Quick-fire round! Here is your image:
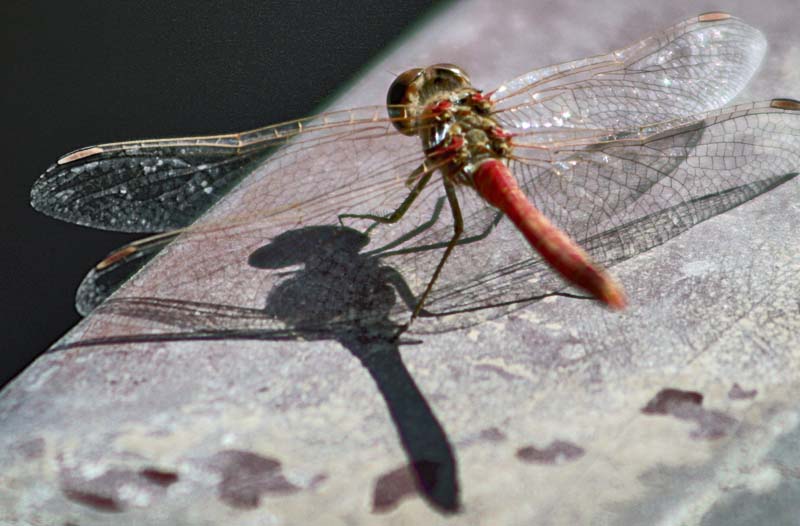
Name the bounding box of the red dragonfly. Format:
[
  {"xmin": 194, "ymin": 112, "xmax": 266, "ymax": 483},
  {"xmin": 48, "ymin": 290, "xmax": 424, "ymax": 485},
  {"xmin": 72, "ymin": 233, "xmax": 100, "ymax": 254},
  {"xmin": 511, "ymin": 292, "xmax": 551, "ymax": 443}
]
[{"xmin": 31, "ymin": 12, "xmax": 800, "ymax": 334}]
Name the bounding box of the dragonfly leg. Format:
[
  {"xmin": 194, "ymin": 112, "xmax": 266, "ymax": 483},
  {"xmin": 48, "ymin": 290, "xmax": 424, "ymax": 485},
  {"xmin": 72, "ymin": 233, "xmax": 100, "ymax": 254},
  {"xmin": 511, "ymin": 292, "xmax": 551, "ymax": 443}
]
[
  {"xmin": 338, "ymin": 164, "xmax": 432, "ymax": 233},
  {"xmin": 395, "ymin": 180, "xmax": 463, "ymax": 338}
]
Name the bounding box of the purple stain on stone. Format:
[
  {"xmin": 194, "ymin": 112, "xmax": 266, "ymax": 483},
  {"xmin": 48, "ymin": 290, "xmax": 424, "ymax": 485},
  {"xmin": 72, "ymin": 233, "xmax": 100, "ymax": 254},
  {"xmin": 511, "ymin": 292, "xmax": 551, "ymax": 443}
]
[
  {"xmin": 641, "ymin": 388, "xmax": 737, "ymax": 440},
  {"xmin": 372, "ymin": 460, "xmax": 459, "ymax": 514},
  {"xmin": 139, "ymin": 468, "xmax": 179, "ymax": 487},
  {"xmin": 60, "ymin": 469, "xmax": 135, "ymax": 513},
  {"xmin": 309, "ymin": 472, "xmax": 328, "ymax": 489},
  {"xmin": 641, "ymin": 388, "xmax": 703, "ymax": 416},
  {"xmin": 479, "ymin": 427, "xmax": 507, "ymax": 442},
  {"xmin": 728, "ymin": 383, "xmax": 758, "ymax": 400},
  {"xmin": 373, "ymin": 464, "xmax": 418, "ymax": 513},
  {"xmin": 60, "ymin": 463, "xmax": 178, "ymax": 512},
  {"xmin": 62, "ymin": 488, "xmax": 123, "ymax": 513},
  {"xmin": 208, "ymin": 450, "xmax": 300, "ymax": 509},
  {"xmin": 516, "ymin": 440, "xmax": 585, "ymax": 465},
  {"xmin": 459, "ymin": 427, "xmax": 507, "ymax": 448}
]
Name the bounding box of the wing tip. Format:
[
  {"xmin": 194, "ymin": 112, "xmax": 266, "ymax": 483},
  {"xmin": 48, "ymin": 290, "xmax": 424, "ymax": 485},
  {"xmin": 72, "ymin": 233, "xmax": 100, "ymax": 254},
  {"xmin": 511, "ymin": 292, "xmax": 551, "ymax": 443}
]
[{"xmin": 29, "ymin": 175, "xmax": 55, "ymax": 213}]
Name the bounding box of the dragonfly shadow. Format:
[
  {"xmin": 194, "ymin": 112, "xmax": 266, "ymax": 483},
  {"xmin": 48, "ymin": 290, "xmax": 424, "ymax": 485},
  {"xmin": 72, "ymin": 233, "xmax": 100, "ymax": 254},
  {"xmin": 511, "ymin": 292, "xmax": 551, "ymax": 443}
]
[
  {"xmin": 249, "ymin": 225, "xmax": 460, "ymax": 513},
  {"xmin": 56, "ymin": 225, "xmax": 461, "ymax": 514}
]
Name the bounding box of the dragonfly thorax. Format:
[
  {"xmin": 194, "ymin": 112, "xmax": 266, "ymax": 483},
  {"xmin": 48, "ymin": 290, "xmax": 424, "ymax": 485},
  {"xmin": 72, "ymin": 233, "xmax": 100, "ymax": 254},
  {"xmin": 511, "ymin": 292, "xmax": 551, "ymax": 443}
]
[{"xmin": 386, "ymin": 64, "xmax": 512, "ymax": 186}]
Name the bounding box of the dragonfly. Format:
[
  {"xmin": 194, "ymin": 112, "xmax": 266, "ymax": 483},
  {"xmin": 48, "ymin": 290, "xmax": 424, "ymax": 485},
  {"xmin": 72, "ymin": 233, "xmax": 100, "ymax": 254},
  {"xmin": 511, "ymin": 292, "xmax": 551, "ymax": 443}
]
[{"xmin": 31, "ymin": 12, "xmax": 800, "ymax": 335}]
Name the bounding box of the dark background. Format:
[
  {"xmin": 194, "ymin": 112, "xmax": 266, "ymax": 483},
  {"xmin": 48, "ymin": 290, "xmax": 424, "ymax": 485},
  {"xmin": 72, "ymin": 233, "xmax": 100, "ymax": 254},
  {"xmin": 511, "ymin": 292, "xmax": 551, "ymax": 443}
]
[{"xmin": 1, "ymin": 1, "xmax": 443, "ymax": 387}]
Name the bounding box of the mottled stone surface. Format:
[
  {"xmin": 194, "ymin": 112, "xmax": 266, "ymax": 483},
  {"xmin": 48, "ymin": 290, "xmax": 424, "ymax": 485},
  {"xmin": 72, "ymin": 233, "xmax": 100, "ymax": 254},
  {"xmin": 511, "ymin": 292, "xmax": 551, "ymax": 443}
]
[{"xmin": 2, "ymin": 0, "xmax": 799, "ymax": 525}]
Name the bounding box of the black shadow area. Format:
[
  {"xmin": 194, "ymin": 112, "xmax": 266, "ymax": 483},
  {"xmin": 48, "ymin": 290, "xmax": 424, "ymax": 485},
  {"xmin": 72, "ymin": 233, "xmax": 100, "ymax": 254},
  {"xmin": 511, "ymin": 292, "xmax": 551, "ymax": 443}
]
[{"xmin": 249, "ymin": 226, "xmax": 460, "ymax": 513}]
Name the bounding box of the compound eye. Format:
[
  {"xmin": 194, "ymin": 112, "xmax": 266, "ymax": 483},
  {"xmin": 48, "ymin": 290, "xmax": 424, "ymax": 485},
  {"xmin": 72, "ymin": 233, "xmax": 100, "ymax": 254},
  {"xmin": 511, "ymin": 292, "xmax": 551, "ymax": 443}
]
[
  {"xmin": 428, "ymin": 63, "xmax": 470, "ymax": 88},
  {"xmin": 387, "ymin": 68, "xmax": 423, "ymax": 135}
]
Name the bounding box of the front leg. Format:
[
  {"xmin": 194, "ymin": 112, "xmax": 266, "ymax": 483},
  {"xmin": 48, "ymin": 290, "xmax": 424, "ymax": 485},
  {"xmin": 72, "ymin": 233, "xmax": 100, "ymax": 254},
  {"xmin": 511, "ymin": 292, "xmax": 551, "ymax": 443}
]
[{"xmin": 338, "ymin": 164, "xmax": 433, "ymax": 232}]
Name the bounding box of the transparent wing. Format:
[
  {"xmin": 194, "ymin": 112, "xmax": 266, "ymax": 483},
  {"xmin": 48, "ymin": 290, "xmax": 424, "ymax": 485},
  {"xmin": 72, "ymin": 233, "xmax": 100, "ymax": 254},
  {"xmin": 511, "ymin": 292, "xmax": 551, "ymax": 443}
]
[
  {"xmin": 30, "ymin": 106, "xmax": 419, "ymax": 232},
  {"xmin": 490, "ymin": 12, "xmax": 766, "ymax": 135},
  {"xmin": 514, "ymin": 99, "xmax": 800, "ymax": 243},
  {"xmin": 59, "ymin": 96, "xmax": 800, "ymax": 329}
]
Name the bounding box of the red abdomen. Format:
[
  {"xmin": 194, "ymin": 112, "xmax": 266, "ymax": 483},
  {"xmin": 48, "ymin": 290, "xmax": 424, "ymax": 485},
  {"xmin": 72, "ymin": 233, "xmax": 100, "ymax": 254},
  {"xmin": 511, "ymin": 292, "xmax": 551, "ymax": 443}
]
[{"xmin": 473, "ymin": 159, "xmax": 627, "ymax": 310}]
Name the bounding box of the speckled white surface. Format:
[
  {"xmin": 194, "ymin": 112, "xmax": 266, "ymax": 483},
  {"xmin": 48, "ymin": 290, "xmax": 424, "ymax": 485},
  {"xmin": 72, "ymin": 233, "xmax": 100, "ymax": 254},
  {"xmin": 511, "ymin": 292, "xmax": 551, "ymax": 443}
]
[{"xmin": 2, "ymin": 1, "xmax": 799, "ymax": 524}]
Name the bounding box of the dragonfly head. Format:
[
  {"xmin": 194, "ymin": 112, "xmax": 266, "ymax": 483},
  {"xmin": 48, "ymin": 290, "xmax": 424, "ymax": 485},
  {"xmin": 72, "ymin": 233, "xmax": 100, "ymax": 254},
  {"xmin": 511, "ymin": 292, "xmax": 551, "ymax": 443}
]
[{"xmin": 387, "ymin": 64, "xmax": 472, "ymax": 136}]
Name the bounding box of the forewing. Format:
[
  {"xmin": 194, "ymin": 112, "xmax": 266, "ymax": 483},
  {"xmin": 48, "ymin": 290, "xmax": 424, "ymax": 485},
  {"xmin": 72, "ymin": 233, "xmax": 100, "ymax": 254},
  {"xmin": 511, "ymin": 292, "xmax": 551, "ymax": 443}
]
[
  {"xmin": 491, "ymin": 13, "xmax": 766, "ymax": 135},
  {"xmin": 30, "ymin": 106, "xmax": 416, "ymax": 233}
]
